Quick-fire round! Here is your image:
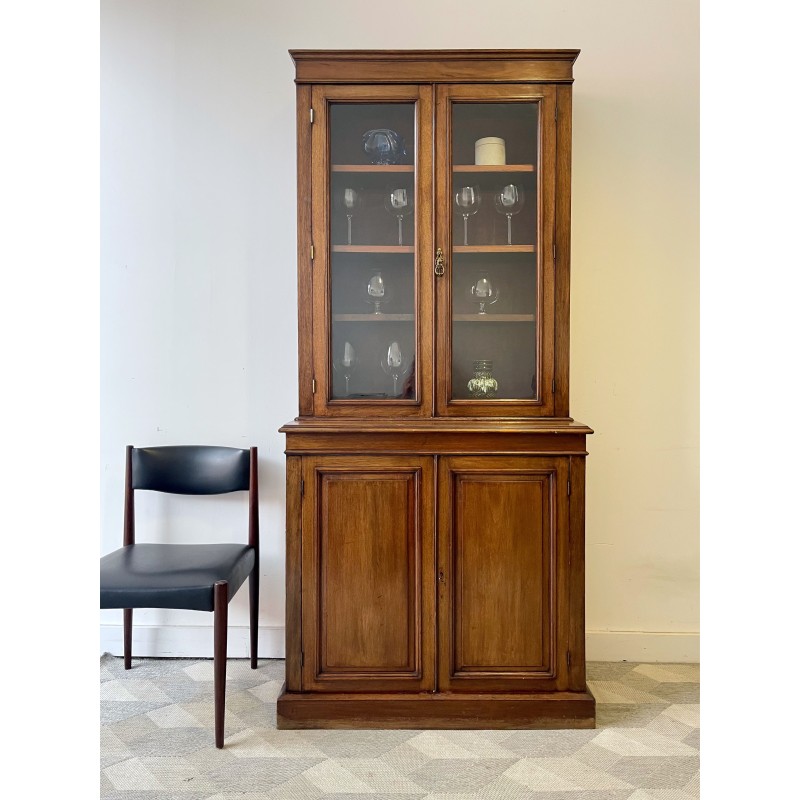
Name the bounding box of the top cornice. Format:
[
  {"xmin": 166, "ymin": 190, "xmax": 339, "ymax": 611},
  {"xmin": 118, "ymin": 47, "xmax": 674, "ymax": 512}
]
[{"xmin": 289, "ymin": 49, "xmax": 580, "ymax": 84}]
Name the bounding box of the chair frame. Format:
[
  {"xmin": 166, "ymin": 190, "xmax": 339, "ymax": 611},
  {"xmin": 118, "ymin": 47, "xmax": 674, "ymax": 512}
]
[{"xmin": 119, "ymin": 444, "xmax": 259, "ymax": 748}]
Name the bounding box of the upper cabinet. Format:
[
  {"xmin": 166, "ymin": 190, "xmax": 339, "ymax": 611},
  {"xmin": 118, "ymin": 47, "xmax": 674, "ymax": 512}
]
[{"xmin": 292, "ymin": 50, "xmax": 578, "ymax": 418}]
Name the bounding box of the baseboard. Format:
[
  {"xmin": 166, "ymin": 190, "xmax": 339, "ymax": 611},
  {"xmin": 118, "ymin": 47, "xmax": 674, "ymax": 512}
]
[
  {"xmin": 586, "ymin": 630, "xmax": 699, "ymax": 663},
  {"xmin": 99, "ymin": 624, "xmax": 285, "ymax": 659},
  {"xmin": 101, "ymin": 625, "xmax": 698, "ymax": 663}
]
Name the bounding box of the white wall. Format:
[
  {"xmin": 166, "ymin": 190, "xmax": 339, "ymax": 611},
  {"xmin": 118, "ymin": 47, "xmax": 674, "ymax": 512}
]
[{"xmin": 100, "ymin": 0, "xmax": 699, "ymax": 662}]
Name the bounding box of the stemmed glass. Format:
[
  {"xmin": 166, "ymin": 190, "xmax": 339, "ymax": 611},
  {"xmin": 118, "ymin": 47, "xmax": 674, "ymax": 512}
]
[
  {"xmin": 342, "ymin": 187, "xmax": 360, "ymax": 245},
  {"xmin": 381, "ymin": 341, "xmax": 407, "ymax": 397},
  {"xmin": 384, "ymin": 187, "xmax": 414, "ymax": 246},
  {"xmin": 333, "ymin": 341, "xmax": 358, "ymax": 396},
  {"xmin": 493, "ymin": 184, "xmax": 525, "ymax": 245},
  {"xmin": 454, "ymin": 185, "xmax": 482, "ymax": 246},
  {"xmin": 366, "ymin": 272, "xmax": 386, "ymax": 315},
  {"xmin": 470, "ymin": 273, "xmax": 500, "ymax": 315}
]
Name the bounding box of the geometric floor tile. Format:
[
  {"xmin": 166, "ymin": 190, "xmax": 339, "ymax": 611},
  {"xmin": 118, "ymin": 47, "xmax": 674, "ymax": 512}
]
[
  {"xmin": 661, "ymin": 703, "xmax": 700, "ymax": 728},
  {"xmin": 409, "ymin": 731, "xmax": 502, "ymax": 760},
  {"xmin": 146, "ymin": 703, "xmax": 204, "ymax": 728},
  {"xmin": 588, "ymin": 681, "xmax": 669, "ymax": 705},
  {"xmin": 103, "ymin": 757, "xmax": 163, "ymax": 790},
  {"xmin": 633, "ymin": 664, "xmax": 700, "ymax": 684},
  {"xmin": 302, "ymin": 759, "xmax": 376, "ymax": 793},
  {"xmin": 592, "ymin": 729, "xmax": 698, "ymax": 758},
  {"xmin": 101, "ymin": 655, "xmax": 700, "ymax": 800}
]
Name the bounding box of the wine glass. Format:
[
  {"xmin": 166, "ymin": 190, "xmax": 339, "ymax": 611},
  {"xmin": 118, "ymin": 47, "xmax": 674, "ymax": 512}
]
[
  {"xmin": 342, "ymin": 187, "xmax": 360, "ymax": 245},
  {"xmin": 366, "ymin": 272, "xmax": 386, "ymax": 315},
  {"xmin": 333, "ymin": 341, "xmax": 358, "ymax": 396},
  {"xmin": 384, "ymin": 187, "xmax": 414, "ymax": 246},
  {"xmin": 470, "ymin": 273, "xmax": 500, "ymax": 315},
  {"xmin": 493, "ymin": 184, "xmax": 525, "ymax": 245},
  {"xmin": 381, "ymin": 341, "xmax": 407, "ymax": 397},
  {"xmin": 454, "ymin": 185, "xmax": 482, "ymax": 246}
]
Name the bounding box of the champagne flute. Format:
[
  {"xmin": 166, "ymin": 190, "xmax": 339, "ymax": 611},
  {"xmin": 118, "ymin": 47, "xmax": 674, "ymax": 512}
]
[
  {"xmin": 493, "ymin": 184, "xmax": 525, "ymax": 245},
  {"xmin": 342, "ymin": 187, "xmax": 360, "ymax": 245},
  {"xmin": 454, "ymin": 185, "xmax": 482, "ymax": 246},
  {"xmin": 384, "ymin": 187, "xmax": 414, "ymax": 246}
]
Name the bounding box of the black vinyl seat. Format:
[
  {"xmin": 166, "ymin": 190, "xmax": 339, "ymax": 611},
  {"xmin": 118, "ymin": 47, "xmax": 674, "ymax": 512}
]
[
  {"xmin": 100, "ymin": 543, "xmax": 255, "ymax": 611},
  {"xmin": 99, "ymin": 445, "xmax": 259, "ymax": 748}
]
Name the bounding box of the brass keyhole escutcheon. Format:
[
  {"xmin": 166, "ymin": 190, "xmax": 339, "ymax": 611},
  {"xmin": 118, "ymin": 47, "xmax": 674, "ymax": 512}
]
[{"xmin": 434, "ymin": 247, "xmax": 445, "ymax": 276}]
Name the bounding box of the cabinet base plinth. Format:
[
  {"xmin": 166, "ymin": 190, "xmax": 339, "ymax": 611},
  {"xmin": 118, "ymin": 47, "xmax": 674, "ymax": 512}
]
[{"xmin": 276, "ymin": 686, "xmax": 595, "ymax": 730}]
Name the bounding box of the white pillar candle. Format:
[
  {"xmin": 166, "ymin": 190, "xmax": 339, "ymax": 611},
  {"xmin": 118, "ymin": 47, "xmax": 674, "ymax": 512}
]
[{"xmin": 475, "ymin": 137, "xmax": 506, "ymax": 165}]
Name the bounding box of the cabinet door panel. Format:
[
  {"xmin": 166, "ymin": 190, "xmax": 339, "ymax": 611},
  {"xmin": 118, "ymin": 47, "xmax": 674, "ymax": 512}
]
[
  {"xmin": 302, "ymin": 456, "xmax": 435, "ymax": 692},
  {"xmin": 438, "ymin": 456, "xmax": 569, "ymax": 692},
  {"xmin": 310, "ymin": 84, "xmax": 434, "ymax": 417},
  {"xmin": 434, "ymin": 84, "xmax": 557, "ymax": 417}
]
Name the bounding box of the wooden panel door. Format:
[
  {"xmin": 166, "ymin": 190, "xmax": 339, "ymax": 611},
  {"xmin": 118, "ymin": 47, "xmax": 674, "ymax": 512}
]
[
  {"xmin": 438, "ymin": 456, "xmax": 570, "ymax": 692},
  {"xmin": 302, "ymin": 455, "xmax": 435, "ymax": 692}
]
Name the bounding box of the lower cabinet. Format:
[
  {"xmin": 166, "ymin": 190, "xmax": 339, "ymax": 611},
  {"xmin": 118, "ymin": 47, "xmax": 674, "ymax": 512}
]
[{"xmin": 278, "ymin": 433, "xmax": 594, "ymax": 728}]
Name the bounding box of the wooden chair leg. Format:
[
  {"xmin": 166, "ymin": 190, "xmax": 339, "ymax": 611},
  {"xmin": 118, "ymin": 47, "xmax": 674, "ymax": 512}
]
[
  {"xmin": 123, "ymin": 609, "xmax": 132, "ymax": 670},
  {"xmin": 249, "ymin": 569, "xmax": 259, "ymax": 669},
  {"xmin": 213, "ymin": 581, "xmax": 229, "ymax": 749}
]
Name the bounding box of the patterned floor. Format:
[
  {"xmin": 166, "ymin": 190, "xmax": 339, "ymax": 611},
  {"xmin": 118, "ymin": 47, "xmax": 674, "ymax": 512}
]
[{"xmin": 100, "ymin": 656, "xmax": 699, "ymax": 799}]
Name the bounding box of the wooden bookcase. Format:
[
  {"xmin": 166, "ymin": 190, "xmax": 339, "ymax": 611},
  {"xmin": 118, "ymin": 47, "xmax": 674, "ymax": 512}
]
[{"xmin": 278, "ymin": 50, "xmax": 594, "ymax": 729}]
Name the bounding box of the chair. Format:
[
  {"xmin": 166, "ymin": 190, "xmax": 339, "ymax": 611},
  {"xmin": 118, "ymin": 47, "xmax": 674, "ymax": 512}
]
[{"xmin": 100, "ymin": 445, "xmax": 259, "ymax": 748}]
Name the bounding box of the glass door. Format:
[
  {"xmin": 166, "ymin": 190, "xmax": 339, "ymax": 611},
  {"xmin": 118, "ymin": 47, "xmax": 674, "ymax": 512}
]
[
  {"xmin": 311, "ymin": 85, "xmax": 433, "ymax": 417},
  {"xmin": 435, "ymin": 85, "xmax": 556, "ymax": 416}
]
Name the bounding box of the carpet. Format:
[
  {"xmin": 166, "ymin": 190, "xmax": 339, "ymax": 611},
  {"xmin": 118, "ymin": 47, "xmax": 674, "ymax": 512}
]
[{"xmin": 100, "ymin": 655, "xmax": 699, "ymax": 799}]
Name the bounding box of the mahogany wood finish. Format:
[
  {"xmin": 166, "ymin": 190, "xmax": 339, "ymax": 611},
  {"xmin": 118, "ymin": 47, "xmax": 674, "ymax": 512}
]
[
  {"xmin": 290, "ymin": 50, "xmax": 580, "ymax": 85},
  {"xmin": 297, "ymin": 84, "xmax": 314, "ymax": 417},
  {"xmin": 123, "ymin": 608, "xmax": 132, "ymax": 670},
  {"xmin": 284, "ymin": 456, "xmax": 303, "ymax": 692},
  {"xmin": 278, "ymin": 689, "xmax": 596, "ymax": 730},
  {"xmin": 248, "ymin": 447, "xmax": 260, "ymax": 669},
  {"xmin": 213, "ymin": 580, "xmax": 228, "ymax": 749},
  {"xmin": 280, "ymin": 50, "xmax": 592, "ymax": 729},
  {"xmin": 123, "ymin": 448, "xmax": 134, "ymax": 670},
  {"xmin": 554, "ymin": 85, "xmax": 574, "ymax": 417}
]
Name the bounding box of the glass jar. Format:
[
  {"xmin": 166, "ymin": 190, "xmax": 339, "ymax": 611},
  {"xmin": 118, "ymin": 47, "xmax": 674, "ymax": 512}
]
[{"xmin": 467, "ymin": 360, "xmax": 498, "ymax": 399}]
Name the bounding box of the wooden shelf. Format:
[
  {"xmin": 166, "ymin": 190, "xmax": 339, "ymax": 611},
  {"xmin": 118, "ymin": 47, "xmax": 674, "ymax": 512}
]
[
  {"xmin": 332, "ymin": 164, "xmax": 414, "ymax": 173},
  {"xmin": 333, "ymin": 314, "xmax": 415, "ymax": 322},
  {"xmin": 453, "ymin": 164, "xmax": 535, "ymax": 173},
  {"xmin": 332, "ymin": 245, "xmax": 414, "ymax": 253},
  {"xmin": 453, "ymin": 314, "xmax": 535, "ymax": 322},
  {"xmin": 453, "ymin": 245, "xmax": 535, "ymax": 254}
]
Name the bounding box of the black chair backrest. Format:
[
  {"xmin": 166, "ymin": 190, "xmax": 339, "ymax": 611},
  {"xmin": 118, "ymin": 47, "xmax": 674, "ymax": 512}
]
[{"xmin": 131, "ymin": 446, "xmax": 250, "ymax": 495}]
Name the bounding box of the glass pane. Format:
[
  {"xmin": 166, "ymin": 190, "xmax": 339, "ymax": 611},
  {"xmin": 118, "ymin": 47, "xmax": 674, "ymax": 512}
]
[
  {"xmin": 450, "ymin": 102, "xmax": 539, "ymax": 401},
  {"xmin": 329, "ymin": 103, "xmax": 417, "ymax": 400}
]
